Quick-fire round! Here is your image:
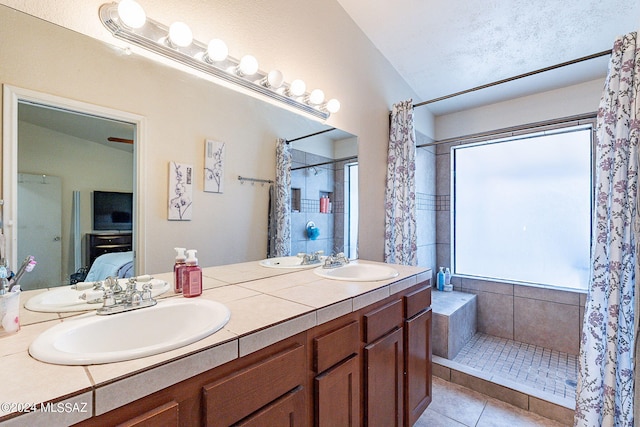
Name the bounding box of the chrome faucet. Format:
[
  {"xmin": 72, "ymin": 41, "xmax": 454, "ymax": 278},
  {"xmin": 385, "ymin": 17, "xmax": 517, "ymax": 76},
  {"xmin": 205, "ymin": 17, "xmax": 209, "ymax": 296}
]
[
  {"xmin": 96, "ymin": 275, "xmax": 157, "ymax": 315},
  {"xmin": 297, "ymin": 250, "xmax": 324, "ymax": 265},
  {"xmin": 322, "ymin": 252, "xmax": 349, "ymax": 269}
]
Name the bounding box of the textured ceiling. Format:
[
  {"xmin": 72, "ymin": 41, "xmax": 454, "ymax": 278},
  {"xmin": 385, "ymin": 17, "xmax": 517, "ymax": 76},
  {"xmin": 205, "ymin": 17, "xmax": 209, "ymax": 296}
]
[{"xmin": 336, "ymin": 0, "xmax": 640, "ymax": 115}]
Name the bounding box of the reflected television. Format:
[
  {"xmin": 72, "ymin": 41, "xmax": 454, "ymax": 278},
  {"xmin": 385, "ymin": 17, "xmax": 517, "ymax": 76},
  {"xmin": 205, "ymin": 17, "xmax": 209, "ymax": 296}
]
[{"xmin": 92, "ymin": 191, "xmax": 133, "ymax": 231}]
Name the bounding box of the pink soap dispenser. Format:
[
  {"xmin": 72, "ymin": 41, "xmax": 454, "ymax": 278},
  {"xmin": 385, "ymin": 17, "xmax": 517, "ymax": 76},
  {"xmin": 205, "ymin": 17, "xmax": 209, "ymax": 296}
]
[
  {"xmin": 182, "ymin": 249, "xmax": 202, "ymax": 298},
  {"xmin": 173, "ymin": 247, "xmax": 186, "ymax": 293}
]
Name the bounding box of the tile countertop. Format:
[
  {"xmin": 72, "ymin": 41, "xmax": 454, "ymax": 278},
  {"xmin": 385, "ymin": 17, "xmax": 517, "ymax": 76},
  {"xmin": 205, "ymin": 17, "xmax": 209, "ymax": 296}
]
[{"xmin": 0, "ymin": 259, "xmax": 430, "ymax": 426}]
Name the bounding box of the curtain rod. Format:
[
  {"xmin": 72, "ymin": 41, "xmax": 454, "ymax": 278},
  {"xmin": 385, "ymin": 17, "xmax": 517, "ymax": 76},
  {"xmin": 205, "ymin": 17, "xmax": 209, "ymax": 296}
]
[
  {"xmin": 285, "ymin": 127, "xmax": 336, "ymax": 143},
  {"xmin": 413, "ymin": 49, "xmax": 612, "ymax": 108}
]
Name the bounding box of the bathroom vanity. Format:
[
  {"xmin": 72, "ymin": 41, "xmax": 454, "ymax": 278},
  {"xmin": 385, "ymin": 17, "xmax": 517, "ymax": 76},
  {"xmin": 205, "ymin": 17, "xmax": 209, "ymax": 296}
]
[{"xmin": 0, "ymin": 260, "xmax": 431, "ymax": 427}]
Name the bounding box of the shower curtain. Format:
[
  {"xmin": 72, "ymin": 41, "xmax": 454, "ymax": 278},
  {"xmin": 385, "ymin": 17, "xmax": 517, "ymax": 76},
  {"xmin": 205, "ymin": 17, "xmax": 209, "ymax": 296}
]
[
  {"xmin": 384, "ymin": 100, "xmax": 417, "ymax": 266},
  {"xmin": 575, "ymin": 32, "xmax": 639, "ymax": 427},
  {"xmin": 270, "ymin": 138, "xmax": 291, "ymax": 258}
]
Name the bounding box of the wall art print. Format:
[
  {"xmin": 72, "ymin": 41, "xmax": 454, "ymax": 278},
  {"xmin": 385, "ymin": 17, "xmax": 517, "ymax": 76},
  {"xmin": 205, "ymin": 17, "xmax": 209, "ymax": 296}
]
[
  {"xmin": 204, "ymin": 139, "xmax": 225, "ymax": 193},
  {"xmin": 168, "ymin": 161, "xmax": 193, "ymax": 220}
]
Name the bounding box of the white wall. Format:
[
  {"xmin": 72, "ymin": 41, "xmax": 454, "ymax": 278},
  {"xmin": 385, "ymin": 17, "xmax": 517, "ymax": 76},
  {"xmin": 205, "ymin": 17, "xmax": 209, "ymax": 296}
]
[
  {"xmin": 435, "ymin": 78, "xmax": 604, "ymax": 140},
  {"xmin": 0, "ymin": 1, "xmax": 428, "ymax": 274}
]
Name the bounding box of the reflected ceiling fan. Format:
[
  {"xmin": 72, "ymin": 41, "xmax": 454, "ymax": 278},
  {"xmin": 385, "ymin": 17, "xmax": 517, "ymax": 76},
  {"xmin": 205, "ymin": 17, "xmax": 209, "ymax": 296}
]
[{"xmin": 107, "ymin": 137, "xmax": 133, "ymax": 144}]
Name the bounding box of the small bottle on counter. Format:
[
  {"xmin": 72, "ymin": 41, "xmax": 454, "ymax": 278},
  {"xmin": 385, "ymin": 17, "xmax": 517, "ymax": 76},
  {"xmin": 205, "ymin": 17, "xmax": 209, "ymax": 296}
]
[
  {"xmin": 182, "ymin": 249, "xmax": 202, "ymax": 298},
  {"xmin": 173, "ymin": 247, "xmax": 186, "ymax": 293},
  {"xmin": 437, "ymin": 267, "xmax": 445, "ymax": 291},
  {"xmin": 444, "ymin": 268, "xmax": 452, "ymax": 286}
]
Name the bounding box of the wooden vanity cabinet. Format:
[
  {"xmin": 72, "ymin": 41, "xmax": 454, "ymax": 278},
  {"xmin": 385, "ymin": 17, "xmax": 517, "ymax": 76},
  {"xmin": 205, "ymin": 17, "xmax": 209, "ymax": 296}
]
[
  {"xmin": 72, "ymin": 280, "xmax": 432, "ymax": 427},
  {"xmin": 311, "ymin": 319, "xmax": 361, "ymax": 427},
  {"xmin": 363, "ymin": 300, "xmax": 404, "ymax": 427},
  {"xmin": 403, "ymin": 285, "xmax": 433, "ymax": 427}
]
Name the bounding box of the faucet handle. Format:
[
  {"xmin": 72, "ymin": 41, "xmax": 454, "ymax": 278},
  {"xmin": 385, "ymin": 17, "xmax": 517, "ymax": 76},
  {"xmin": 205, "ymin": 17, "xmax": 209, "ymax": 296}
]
[
  {"xmin": 103, "ymin": 289, "xmax": 116, "ymax": 307},
  {"xmin": 141, "ymin": 283, "xmax": 153, "ymax": 301}
]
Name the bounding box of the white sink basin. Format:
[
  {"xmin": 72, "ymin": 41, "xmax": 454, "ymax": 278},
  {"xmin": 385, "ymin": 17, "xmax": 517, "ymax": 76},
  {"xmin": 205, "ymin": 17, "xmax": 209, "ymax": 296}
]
[
  {"xmin": 313, "ymin": 263, "xmax": 399, "ymax": 282},
  {"xmin": 259, "ymin": 256, "xmax": 321, "ymax": 269},
  {"xmin": 25, "ymin": 279, "xmax": 170, "ymax": 313},
  {"xmin": 29, "ymin": 298, "xmax": 230, "ymax": 365}
]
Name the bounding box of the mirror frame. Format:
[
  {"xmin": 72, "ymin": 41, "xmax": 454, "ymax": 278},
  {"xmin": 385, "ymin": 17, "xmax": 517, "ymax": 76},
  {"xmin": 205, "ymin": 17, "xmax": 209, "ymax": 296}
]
[{"xmin": 2, "ymin": 84, "xmax": 147, "ymax": 278}]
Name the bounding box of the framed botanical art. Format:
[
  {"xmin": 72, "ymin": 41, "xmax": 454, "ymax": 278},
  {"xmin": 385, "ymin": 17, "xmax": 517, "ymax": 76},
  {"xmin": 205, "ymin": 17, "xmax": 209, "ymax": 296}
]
[
  {"xmin": 168, "ymin": 161, "xmax": 193, "ymax": 220},
  {"xmin": 204, "ymin": 139, "xmax": 225, "ymax": 193}
]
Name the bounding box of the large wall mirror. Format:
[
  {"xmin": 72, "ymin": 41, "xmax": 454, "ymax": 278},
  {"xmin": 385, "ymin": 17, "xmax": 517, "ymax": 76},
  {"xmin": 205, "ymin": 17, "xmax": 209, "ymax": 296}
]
[
  {"xmin": 3, "ymin": 85, "xmax": 144, "ymax": 291},
  {"xmin": 287, "ymin": 129, "xmax": 358, "ymax": 258},
  {"xmin": 1, "ymin": 4, "xmax": 358, "ymax": 291}
]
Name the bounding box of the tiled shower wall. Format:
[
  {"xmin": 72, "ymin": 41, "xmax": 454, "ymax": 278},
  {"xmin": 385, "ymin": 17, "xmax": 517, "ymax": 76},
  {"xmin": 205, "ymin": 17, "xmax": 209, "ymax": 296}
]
[
  {"xmin": 416, "ymin": 131, "xmax": 436, "ymax": 277},
  {"xmin": 290, "ymin": 149, "xmax": 344, "ymax": 256},
  {"xmin": 431, "ymin": 139, "xmax": 586, "ymax": 356}
]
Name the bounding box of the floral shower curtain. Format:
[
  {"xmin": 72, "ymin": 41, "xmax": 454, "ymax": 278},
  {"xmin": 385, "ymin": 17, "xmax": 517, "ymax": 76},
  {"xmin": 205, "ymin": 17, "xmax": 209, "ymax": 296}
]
[
  {"xmin": 270, "ymin": 138, "xmax": 291, "ymax": 257},
  {"xmin": 384, "ymin": 99, "xmax": 417, "ymax": 265},
  {"xmin": 575, "ymin": 32, "xmax": 639, "ymax": 427}
]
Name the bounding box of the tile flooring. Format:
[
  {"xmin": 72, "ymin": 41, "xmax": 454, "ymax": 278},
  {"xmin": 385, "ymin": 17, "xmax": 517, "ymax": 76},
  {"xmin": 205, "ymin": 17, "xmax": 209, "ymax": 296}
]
[
  {"xmin": 416, "ymin": 376, "xmax": 568, "ymax": 426},
  {"xmin": 452, "ymin": 333, "xmax": 578, "ymax": 401}
]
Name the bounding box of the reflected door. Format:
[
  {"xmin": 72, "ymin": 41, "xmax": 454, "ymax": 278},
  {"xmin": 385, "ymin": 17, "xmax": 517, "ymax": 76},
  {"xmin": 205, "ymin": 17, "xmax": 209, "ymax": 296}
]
[{"xmin": 17, "ymin": 173, "xmax": 62, "ymax": 290}]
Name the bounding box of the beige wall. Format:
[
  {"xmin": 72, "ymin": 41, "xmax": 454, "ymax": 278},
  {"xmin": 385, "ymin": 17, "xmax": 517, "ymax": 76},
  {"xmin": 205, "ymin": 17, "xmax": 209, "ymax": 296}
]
[{"xmin": 0, "ymin": 1, "xmax": 428, "ymax": 274}]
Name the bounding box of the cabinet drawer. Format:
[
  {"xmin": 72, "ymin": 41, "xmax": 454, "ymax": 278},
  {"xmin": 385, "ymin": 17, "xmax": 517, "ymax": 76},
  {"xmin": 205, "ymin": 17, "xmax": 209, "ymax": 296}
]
[
  {"xmin": 118, "ymin": 401, "xmax": 179, "ymax": 427},
  {"xmin": 203, "ymin": 344, "xmax": 305, "ymax": 427},
  {"xmin": 364, "ymin": 300, "xmax": 402, "ymax": 343},
  {"xmin": 314, "ymin": 320, "xmax": 359, "ymax": 373},
  {"xmin": 404, "ymin": 284, "xmax": 431, "ymax": 319},
  {"xmin": 92, "ymin": 234, "xmax": 132, "ymax": 245}
]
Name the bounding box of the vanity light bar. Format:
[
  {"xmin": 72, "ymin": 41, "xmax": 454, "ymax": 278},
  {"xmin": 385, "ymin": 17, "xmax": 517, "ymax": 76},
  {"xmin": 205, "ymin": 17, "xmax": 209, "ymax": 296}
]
[{"xmin": 99, "ymin": 2, "xmax": 338, "ymax": 120}]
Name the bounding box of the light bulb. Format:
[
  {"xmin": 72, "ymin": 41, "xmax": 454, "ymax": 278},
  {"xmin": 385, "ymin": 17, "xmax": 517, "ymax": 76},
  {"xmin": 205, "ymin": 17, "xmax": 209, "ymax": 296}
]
[
  {"xmin": 289, "ymin": 79, "xmax": 306, "ymax": 97},
  {"xmin": 205, "ymin": 39, "xmax": 228, "ymax": 62},
  {"xmin": 238, "ymin": 55, "xmax": 259, "ymax": 76},
  {"xmin": 264, "ymin": 70, "xmax": 284, "ymax": 89},
  {"xmin": 326, "ymin": 99, "xmax": 341, "ymax": 113},
  {"xmin": 309, "ymin": 89, "xmax": 325, "ymax": 105},
  {"xmin": 117, "ymin": 0, "xmax": 146, "ymax": 29},
  {"xmin": 168, "ymin": 22, "xmax": 193, "ymax": 47}
]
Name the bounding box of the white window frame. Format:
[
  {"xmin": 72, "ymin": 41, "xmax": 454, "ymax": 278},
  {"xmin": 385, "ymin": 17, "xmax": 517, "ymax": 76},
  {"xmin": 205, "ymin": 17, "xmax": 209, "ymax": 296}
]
[{"xmin": 450, "ymin": 118, "xmax": 595, "ymax": 290}]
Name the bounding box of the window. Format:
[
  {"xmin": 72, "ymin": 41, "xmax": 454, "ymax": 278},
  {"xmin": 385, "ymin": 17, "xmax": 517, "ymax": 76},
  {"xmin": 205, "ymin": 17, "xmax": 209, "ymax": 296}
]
[{"xmin": 452, "ymin": 124, "xmax": 593, "ymax": 290}]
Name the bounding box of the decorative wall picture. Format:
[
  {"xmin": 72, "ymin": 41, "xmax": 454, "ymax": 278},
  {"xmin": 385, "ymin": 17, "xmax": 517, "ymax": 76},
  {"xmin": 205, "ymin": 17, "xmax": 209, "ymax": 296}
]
[
  {"xmin": 168, "ymin": 161, "xmax": 193, "ymax": 220},
  {"xmin": 204, "ymin": 139, "xmax": 225, "ymax": 193}
]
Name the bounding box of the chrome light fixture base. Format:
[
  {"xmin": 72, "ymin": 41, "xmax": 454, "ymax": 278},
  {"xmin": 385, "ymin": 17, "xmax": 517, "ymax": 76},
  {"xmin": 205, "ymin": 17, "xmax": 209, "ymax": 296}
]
[{"xmin": 99, "ymin": 2, "xmax": 331, "ymax": 120}]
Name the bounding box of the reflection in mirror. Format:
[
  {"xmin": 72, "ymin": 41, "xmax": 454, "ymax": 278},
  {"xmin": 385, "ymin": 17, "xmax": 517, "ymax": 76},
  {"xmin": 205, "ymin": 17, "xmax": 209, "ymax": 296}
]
[
  {"xmin": 16, "ymin": 102, "xmax": 135, "ymax": 290},
  {"xmin": 288, "ymin": 129, "xmax": 358, "ymax": 258}
]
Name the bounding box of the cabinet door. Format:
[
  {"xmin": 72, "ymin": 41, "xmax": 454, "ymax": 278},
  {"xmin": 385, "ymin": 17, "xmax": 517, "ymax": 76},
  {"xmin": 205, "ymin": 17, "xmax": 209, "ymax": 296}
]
[
  {"xmin": 404, "ymin": 308, "xmax": 432, "ymax": 427},
  {"xmin": 364, "ymin": 327, "xmax": 403, "ymax": 427},
  {"xmin": 315, "ymin": 354, "xmax": 360, "ymax": 427},
  {"xmin": 236, "ymin": 387, "xmax": 305, "ymax": 427}
]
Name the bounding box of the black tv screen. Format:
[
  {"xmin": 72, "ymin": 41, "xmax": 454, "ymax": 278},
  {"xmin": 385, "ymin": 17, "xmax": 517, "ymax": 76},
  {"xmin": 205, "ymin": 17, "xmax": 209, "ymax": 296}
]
[{"xmin": 93, "ymin": 191, "xmax": 133, "ymax": 231}]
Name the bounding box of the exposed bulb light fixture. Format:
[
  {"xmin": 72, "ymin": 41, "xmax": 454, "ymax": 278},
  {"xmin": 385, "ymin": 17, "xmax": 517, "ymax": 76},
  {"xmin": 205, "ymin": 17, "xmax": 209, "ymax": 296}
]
[
  {"xmin": 168, "ymin": 21, "xmax": 193, "ymax": 47},
  {"xmin": 308, "ymin": 89, "xmax": 325, "ymax": 105},
  {"xmin": 288, "ymin": 79, "xmax": 306, "ymax": 97},
  {"xmin": 204, "ymin": 39, "xmax": 228, "ymax": 63},
  {"xmin": 325, "ymin": 99, "xmax": 341, "ymax": 113},
  {"xmin": 237, "ymin": 55, "xmax": 259, "ymax": 76},
  {"xmin": 117, "ymin": 0, "xmax": 146, "ymax": 28},
  {"xmin": 101, "ymin": 1, "xmax": 339, "ymax": 119},
  {"xmin": 259, "ymin": 70, "xmax": 284, "ymax": 89}
]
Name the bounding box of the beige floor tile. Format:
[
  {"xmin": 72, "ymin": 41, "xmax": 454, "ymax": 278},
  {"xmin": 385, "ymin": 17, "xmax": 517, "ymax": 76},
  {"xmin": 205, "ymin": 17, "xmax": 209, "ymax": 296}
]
[
  {"xmin": 427, "ymin": 376, "xmax": 487, "ymax": 426},
  {"xmin": 414, "ymin": 407, "xmax": 469, "ymax": 426}
]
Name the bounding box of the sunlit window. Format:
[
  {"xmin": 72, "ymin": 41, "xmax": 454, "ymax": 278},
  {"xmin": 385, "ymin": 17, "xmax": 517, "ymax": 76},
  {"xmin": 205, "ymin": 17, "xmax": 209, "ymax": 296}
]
[{"xmin": 452, "ymin": 125, "xmax": 592, "ymax": 290}]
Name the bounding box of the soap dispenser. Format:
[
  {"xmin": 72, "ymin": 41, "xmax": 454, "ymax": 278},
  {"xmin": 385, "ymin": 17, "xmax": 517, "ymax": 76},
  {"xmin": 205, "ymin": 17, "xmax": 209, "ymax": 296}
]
[
  {"xmin": 437, "ymin": 267, "xmax": 445, "ymax": 291},
  {"xmin": 444, "ymin": 268, "xmax": 452, "ymax": 288},
  {"xmin": 173, "ymin": 247, "xmax": 187, "ymax": 293},
  {"xmin": 182, "ymin": 250, "xmax": 202, "ymax": 298}
]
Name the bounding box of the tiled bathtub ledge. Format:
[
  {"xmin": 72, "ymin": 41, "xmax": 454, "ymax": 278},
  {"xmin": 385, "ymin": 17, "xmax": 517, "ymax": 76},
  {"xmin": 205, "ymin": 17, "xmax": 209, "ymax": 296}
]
[{"xmin": 433, "ymin": 355, "xmax": 575, "ymax": 425}]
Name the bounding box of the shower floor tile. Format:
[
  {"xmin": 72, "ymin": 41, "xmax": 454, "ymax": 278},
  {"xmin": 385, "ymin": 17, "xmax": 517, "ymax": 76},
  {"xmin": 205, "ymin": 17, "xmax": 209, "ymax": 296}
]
[{"xmin": 452, "ymin": 333, "xmax": 578, "ymax": 400}]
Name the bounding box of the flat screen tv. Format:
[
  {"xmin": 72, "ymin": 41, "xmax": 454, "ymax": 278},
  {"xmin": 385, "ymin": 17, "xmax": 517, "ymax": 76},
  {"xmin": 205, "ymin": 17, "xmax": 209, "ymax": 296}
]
[{"xmin": 93, "ymin": 191, "xmax": 133, "ymax": 231}]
